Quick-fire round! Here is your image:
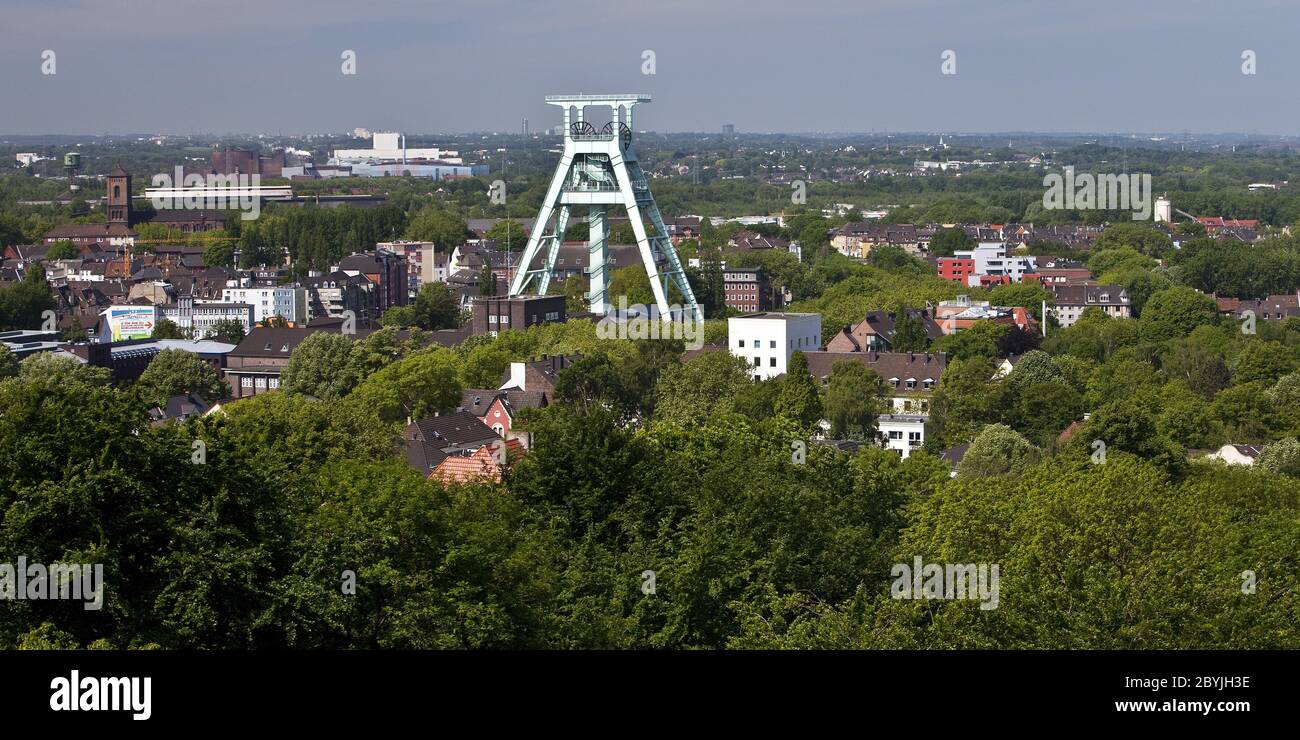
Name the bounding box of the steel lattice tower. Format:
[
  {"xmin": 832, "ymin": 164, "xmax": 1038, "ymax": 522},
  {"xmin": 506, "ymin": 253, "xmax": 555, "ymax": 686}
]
[{"xmin": 508, "ymin": 94, "xmax": 700, "ymax": 322}]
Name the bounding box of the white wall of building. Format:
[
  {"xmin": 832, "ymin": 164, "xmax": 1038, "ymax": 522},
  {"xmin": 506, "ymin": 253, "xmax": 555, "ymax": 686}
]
[
  {"xmin": 878, "ymin": 415, "xmax": 926, "ymax": 458},
  {"xmin": 221, "ymin": 287, "xmax": 306, "ymax": 324},
  {"xmin": 332, "ymin": 132, "xmax": 462, "ymax": 164},
  {"xmin": 955, "ymin": 242, "xmax": 1037, "ymax": 282},
  {"xmin": 728, "ymin": 313, "xmax": 822, "ymax": 380}
]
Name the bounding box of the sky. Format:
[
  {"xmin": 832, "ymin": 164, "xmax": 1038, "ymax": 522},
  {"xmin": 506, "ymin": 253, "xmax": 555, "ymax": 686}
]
[{"xmin": 1, "ymin": 0, "xmax": 1299, "ymax": 136}]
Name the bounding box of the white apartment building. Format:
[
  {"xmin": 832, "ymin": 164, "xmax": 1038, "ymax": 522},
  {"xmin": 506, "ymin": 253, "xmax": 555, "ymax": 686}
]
[
  {"xmin": 728, "ymin": 312, "xmax": 822, "ymax": 381},
  {"xmin": 221, "ymin": 286, "xmax": 307, "ymax": 325},
  {"xmin": 161, "ymin": 296, "xmax": 254, "ymax": 339},
  {"xmin": 954, "ymin": 242, "xmax": 1038, "ymax": 284}
]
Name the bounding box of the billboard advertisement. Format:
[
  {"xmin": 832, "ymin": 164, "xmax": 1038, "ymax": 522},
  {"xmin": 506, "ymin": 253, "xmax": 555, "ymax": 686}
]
[{"xmin": 101, "ymin": 305, "xmax": 157, "ymax": 342}]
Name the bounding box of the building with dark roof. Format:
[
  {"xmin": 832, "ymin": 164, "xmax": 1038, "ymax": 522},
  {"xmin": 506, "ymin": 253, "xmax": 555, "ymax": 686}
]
[
  {"xmin": 402, "ymin": 411, "xmax": 504, "ymax": 476},
  {"xmin": 223, "ymin": 326, "xmax": 337, "ymax": 398},
  {"xmin": 147, "ymin": 393, "xmax": 211, "ymax": 425},
  {"xmin": 826, "ymin": 309, "xmax": 944, "ymax": 353},
  {"xmin": 470, "ymin": 295, "xmax": 565, "ymax": 337},
  {"xmin": 1047, "ymin": 283, "xmax": 1131, "ymax": 327},
  {"xmin": 498, "ymin": 353, "xmax": 581, "ymax": 396},
  {"xmin": 337, "ymin": 250, "xmax": 408, "ymax": 315}
]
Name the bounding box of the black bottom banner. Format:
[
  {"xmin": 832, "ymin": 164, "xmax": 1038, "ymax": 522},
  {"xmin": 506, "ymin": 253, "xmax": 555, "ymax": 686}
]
[{"xmin": 2, "ymin": 649, "xmax": 1287, "ymax": 727}]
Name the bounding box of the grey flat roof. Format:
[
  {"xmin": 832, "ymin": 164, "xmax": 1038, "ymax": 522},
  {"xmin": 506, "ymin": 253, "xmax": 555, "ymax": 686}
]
[{"xmin": 734, "ymin": 312, "xmax": 819, "ymax": 320}]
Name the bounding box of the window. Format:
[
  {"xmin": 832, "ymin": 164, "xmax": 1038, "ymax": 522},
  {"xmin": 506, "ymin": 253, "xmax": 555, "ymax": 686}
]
[
  {"xmin": 753, "ymin": 356, "xmax": 760, "ymax": 366},
  {"xmin": 752, "ymin": 340, "xmax": 760, "ymax": 348},
  {"xmin": 769, "ymin": 340, "xmax": 776, "ymax": 348},
  {"xmin": 255, "ymin": 377, "xmax": 267, "ymax": 389},
  {"xmin": 769, "ymin": 357, "xmax": 777, "ymax": 367},
  {"xmin": 241, "ymin": 376, "xmax": 253, "ymax": 388},
  {"xmin": 269, "ymin": 378, "xmax": 280, "ymax": 389},
  {"xmin": 737, "ymin": 339, "xmax": 745, "ymax": 348},
  {"xmin": 889, "ymin": 430, "xmax": 903, "ymax": 440}
]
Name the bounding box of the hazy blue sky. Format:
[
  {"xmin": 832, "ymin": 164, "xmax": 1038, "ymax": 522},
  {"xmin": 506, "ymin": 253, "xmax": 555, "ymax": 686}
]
[{"xmin": 2, "ymin": 0, "xmax": 1298, "ymax": 135}]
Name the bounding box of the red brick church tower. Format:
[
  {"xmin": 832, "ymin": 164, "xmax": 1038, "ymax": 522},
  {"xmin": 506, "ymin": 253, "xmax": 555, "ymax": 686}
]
[{"xmin": 106, "ymin": 164, "xmax": 133, "ymax": 227}]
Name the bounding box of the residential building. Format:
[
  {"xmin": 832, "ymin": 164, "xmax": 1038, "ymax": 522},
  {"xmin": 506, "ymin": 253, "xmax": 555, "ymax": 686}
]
[
  {"xmin": 43, "ymin": 224, "xmax": 136, "ymax": 248},
  {"xmin": 1220, "ymin": 293, "xmax": 1300, "ymax": 323},
  {"xmin": 728, "ymin": 312, "xmax": 822, "ymax": 381},
  {"xmin": 499, "ymin": 353, "xmax": 582, "ymax": 396},
  {"xmin": 300, "ymin": 271, "xmax": 375, "ymax": 323},
  {"xmin": 830, "ymin": 223, "xmax": 924, "ymax": 258},
  {"xmin": 223, "ymin": 326, "xmax": 333, "ymax": 398},
  {"xmin": 221, "ymin": 285, "xmax": 307, "ymax": 325},
  {"xmin": 953, "ymin": 242, "xmax": 1037, "ymax": 284},
  {"xmin": 827, "ymin": 309, "xmax": 944, "ymax": 352},
  {"xmin": 933, "ymin": 296, "xmax": 1035, "ymax": 334},
  {"xmin": 402, "ymin": 411, "xmax": 504, "ymax": 477},
  {"xmin": 460, "ymin": 388, "xmax": 549, "ymax": 436},
  {"xmin": 723, "ymin": 266, "xmax": 776, "ymax": 313},
  {"xmin": 1048, "ymin": 284, "xmax": 1132, "ymax": 327},
  {"xmin": 430, "ymin": 439, "xmax": 525, "ymax": 484},
  {"xmin": 161, "ymin": 295, "xmax": 254, "ymax": 338},
  {"xmin": 1025, "ymin": 268, "xmax": 1092, "ymax": 286},
  {"xmin": 937, "ymin": 257, "xmax": 976, "ymax": 284},
  {"xmin": 338, "ymin": 249, "xmax": 408, "ymax": 314},
  {"xmin": 802, "ymin": 350, "xmax": 947, "ymax": 458},
  {"xmin": 147, "ymin": 393, "xmax": 210, "ymax": 426},
  {"xmin": 378, "ymin": 241, "xmax": 448, "ymax": 295}
]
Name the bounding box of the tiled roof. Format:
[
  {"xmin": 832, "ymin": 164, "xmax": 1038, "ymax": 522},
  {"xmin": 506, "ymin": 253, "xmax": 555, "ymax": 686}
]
[
  {"xmin": 803, "ymin": 350, "xmax": 947, "ymax": 387},
  {"xmin": 429, "ymin": 439, "xmax": 525, "ymax": 484}
]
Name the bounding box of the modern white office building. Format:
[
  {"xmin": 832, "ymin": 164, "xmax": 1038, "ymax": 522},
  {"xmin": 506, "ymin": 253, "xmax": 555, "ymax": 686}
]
[{"xmin": 728, "ymin": 312, "xmax": 822, "ymax": 381}]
